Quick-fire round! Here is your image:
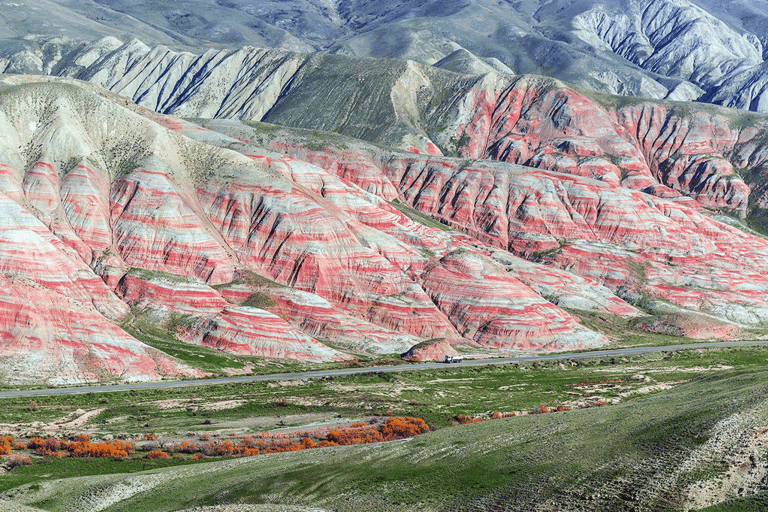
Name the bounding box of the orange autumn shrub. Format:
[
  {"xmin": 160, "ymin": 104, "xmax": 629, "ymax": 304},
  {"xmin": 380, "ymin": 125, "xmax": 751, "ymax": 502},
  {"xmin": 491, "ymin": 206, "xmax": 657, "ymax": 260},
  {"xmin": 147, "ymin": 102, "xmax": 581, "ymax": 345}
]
[
  {"xmin": 29, "ymin": 437, "xmax": 63, "ymax": 456},
  {"xmin": 31, "ymin": 438, "xmax": 60, "ymax": 454},
  {"xmin": 19, "ymin": 416, "xmax": 435, "ymax": 463},
  {"xmin": 145, "ymin": 450, "xmax": 170, "ymax": 459},
  {"xmin": 237, "ymin": 436, "xmax": 256, "ymax": 450},
  {"xmin": 7, "ymin": 455, "xmax": 31, "ymax": 469},
  {"xmin": 26, "ymin": 437, "xmax": 45, "ymax": 450},
  {"xmin": 325, "ymin": 421, "xmax": 387, "ymax": 445},
  {"xmin": 66, "ymin": 438, "xmax": 133, "ymax": 460},
  {"xmin": 382, "ymin": 417, "xmax": 429, "ymax": 438},
  {"xmin": 453, "ymin": 414, "xmax": 482, "ymax": 425},
  {"xmin": 199, "ymin": 442, "xmax": 217, "ymax": 456},
  {"xmin": 213, "ymin": 441, "xmax": 236, "ymax": 456},
  {"xmin": 171, "ymin": 441, "xmax": 198, "ymax": 454},
  {"xmin": 237, "ymin": 436, "xmax": 263, "ymax": 456},
  {"xmin": 286, "ymin": 441, "xmax": 303, "ymax": 452},
  {"xmin": 0, "ymin": 435, "xmax": 14, "ymax": 455}
]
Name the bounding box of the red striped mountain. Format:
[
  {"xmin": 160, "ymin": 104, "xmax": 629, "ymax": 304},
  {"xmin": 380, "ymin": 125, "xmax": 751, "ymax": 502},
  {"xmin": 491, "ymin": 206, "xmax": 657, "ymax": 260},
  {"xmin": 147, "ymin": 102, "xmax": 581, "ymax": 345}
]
[
  {"xmin": 0, "ymin": 75, "xmax": 639, "ymax": 382},
  {"xmin": 16, "ymin": 40, "xmax": 768, "ymax": 228},
  {"xmin": 200, "ymin": 119, "xmax": 768, "ymax": 329}
]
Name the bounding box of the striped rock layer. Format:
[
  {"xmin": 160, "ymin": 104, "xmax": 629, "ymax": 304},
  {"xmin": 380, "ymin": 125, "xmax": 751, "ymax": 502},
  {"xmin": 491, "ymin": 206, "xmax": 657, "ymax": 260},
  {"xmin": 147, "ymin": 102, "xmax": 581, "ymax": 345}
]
[
  {"xmin": 204, "ymin": 119, "xmax": 768, "ymax": 329},
  {"xmin": 17, "ymin": 38, "xmax": 768, "ymax": 224},
  {"xmin": 0, "ymin": 76, "xmax": 653, "ymax": 382},
  {"xmin": 10, "ymin": 61, "xmax": 768, "ymax": 383}
]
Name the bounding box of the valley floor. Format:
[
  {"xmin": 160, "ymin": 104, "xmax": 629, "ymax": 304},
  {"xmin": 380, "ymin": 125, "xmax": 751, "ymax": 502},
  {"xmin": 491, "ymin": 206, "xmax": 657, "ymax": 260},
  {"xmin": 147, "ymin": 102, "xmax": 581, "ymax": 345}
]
[{"xmin": 2, "ymin": 345, "xmax": 768, "ymax": 510}]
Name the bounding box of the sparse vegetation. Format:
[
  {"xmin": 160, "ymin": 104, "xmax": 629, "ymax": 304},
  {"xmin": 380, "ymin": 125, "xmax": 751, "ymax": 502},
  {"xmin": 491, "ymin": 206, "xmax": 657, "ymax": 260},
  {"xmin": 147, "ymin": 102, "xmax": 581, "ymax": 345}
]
[
  {"xmin": 5, "ymin": 367, "xmax": 768, "ymax": 511},
  {"xmin": 389, "ymin": 198, "xmax": 452, "ymax": 231},
  {"xmin": 164, "ymin": 311, "xmax": 195, "ymax": 335},
  {"xmin": 0, "ymin": 346, "xmax": 765, "ymax": 438},
  {"xmin": 241, "ymin": 291, "xmax": 276, "ymax": 309}
]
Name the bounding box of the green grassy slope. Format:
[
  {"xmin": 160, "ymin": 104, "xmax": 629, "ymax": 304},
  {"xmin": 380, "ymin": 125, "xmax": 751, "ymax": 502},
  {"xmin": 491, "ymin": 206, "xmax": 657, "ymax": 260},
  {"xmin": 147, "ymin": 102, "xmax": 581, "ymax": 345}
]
[{"xmin": 5, "ymin": 367, "xmax": 768, "ymax": 511}]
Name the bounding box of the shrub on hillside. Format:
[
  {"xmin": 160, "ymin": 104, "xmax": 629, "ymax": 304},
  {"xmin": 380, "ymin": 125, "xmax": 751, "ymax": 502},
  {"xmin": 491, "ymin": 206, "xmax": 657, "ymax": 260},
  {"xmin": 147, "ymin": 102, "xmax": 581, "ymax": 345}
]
[
  {"xmin": 382, "ymin": 417, "xmax": 430, "ymax": 438},
  {"xmin": 145, "ymin": 450, "xmax": 170, "ymax": 460},
  {"xmin": 64, "ymin": 438, "xmax": 134, "ymax": 460},
  {"xmin": 7, "ymin": 455, "xmax": 31, "ymax": 469},
  {"xmin": 0, "ymin": 436, "xmax": 13, "ymax": 455}
]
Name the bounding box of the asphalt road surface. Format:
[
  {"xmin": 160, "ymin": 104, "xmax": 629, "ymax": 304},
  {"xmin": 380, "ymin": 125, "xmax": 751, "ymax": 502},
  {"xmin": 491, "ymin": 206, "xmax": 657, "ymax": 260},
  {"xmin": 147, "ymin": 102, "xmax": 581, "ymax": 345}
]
[{"xmin": 2, "ymin": 340, "xmax": 768, "ymax": 399}]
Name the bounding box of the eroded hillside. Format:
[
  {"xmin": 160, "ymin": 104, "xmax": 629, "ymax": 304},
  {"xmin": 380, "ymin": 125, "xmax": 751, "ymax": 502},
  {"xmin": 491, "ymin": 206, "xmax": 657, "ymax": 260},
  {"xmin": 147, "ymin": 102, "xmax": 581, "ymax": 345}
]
[
  {"xmin": 0, "ymin": 76, "xmax": 637, "ymax": 384},
  {"xmin": 9, "ymin": 39, "xmax": 767, "ymax": 223},
  {"xmin": 7, "ymin": 41, "xmax": 768, "ymax": 384}
]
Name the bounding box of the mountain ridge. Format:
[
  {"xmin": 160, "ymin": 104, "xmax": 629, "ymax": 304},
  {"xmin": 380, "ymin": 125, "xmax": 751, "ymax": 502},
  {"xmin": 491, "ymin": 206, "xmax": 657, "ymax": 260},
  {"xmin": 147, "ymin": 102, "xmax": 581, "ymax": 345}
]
[
  {"xmin": 8, "ymin": 0, "xmax": 768, "ymax": 112},
  {"xmin": 0, "ymin": 74, "xmax": 636, "ymax": 383}
]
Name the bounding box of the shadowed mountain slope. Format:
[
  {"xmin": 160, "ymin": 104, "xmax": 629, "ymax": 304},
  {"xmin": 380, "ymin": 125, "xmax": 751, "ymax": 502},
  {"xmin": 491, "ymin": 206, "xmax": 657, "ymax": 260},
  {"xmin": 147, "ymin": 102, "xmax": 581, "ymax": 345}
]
[{"xmin": 7, "ymin": 0, "xmax": 768, "ymax": 112}]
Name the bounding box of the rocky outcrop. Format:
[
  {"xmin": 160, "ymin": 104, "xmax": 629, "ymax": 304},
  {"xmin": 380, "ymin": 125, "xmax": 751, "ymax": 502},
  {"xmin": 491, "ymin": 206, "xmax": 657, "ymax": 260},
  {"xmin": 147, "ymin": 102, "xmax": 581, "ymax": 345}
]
[
  {"xmin": 240, "ymin": 286, "xmax": 420, "ymax": 355},
  {"xmin": 111, "ymin": 170, "xmax": 238, "ymax": 285},
  {"xmin": 117, "ymin": 269, "xmax": 228, "ymax": 317},
  {"xmin": 182, "ymin": 306, "xmax": 351, "ymax": 362},
  {"xmin": 8, "ymin": 64, "xmax": 768, "ymax": 375},
  {"xmin": 402, "ymin": 338, "xmax": 458, "ymax": 362},
  {"xmin": 420, "ymin": 250, "xmax": 606, "ymax": 350},
  {"xmin": 196, "ymin": 168, "xmax": 459, "ymax": 343},
  {"xmin": 376, "ymin": 154, "xmax": 768, "ymax": 326},
  {"xmin": 444, "ymin": 75, "xmax": 751, "ymax": 216},
  {"xmin": 0, "ymin": 273, "xmax": 195, "ymax": 385}
]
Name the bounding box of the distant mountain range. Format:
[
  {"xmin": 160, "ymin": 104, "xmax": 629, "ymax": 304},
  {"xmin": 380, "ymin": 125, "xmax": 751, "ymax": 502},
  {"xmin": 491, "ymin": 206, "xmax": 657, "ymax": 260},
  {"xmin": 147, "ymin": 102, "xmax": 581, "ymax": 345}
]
[{"xmin": 5, "ymin": 0, "xmax": 768, "ymax": 111}]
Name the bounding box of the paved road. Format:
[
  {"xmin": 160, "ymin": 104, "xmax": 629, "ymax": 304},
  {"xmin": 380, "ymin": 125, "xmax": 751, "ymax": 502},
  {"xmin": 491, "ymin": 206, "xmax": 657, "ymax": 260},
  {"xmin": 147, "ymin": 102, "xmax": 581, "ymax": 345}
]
[{"xmin": 2, "ymin": 340, "xmax": 767, "ymax": 399}]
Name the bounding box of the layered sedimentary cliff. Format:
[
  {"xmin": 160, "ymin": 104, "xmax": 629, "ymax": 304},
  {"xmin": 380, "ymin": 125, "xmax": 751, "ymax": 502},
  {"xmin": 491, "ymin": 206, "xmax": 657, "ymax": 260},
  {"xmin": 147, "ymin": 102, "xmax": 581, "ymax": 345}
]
[
  {"xmin": 0, "ymin": 76, "xmax": 652, "ymax": 383},
  {"xmin": 205, "ymin": 117, "xmax": 768, "ymax": 330},
  {"xmin": 8, "ymin": 40, "xmax": 762, "ymax": 222}
]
